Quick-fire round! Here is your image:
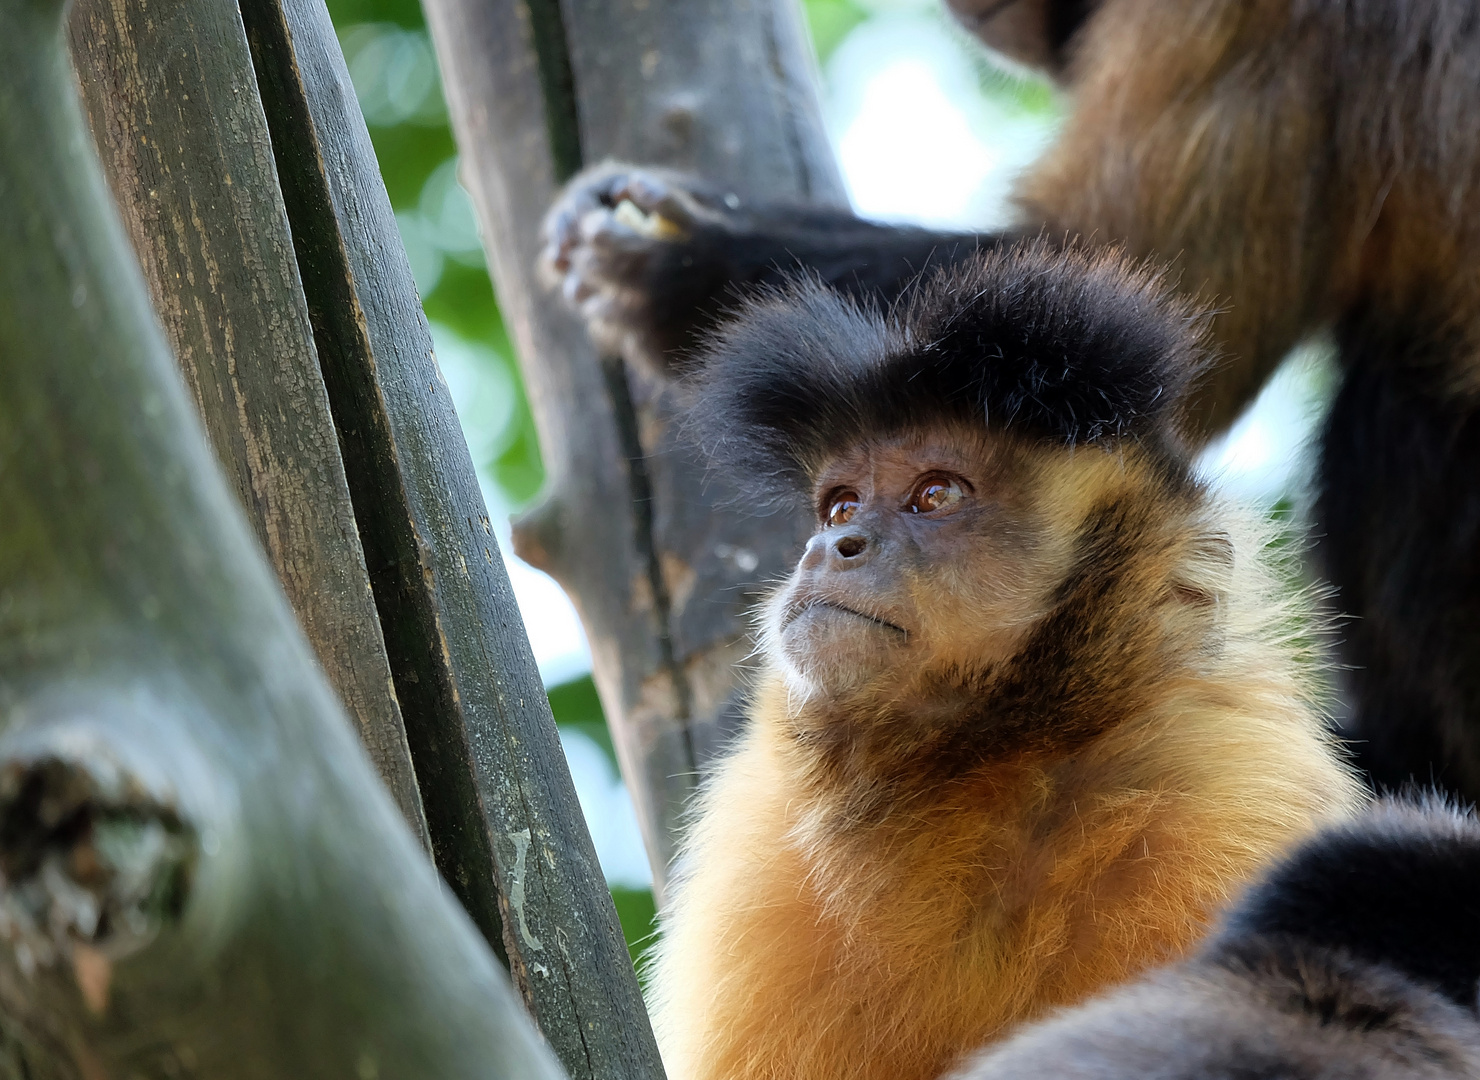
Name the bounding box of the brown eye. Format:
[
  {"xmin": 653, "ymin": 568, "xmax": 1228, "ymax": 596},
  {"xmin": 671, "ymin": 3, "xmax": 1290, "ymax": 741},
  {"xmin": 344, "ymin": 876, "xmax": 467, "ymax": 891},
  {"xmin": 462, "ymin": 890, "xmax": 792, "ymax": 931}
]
[
  {"xmin": 908, "ymin": 474, "xmax": 965, "ymax": 514},
  {"xmin": 824, "ymin": 491, "xmax": 860, "ymax": 527}
]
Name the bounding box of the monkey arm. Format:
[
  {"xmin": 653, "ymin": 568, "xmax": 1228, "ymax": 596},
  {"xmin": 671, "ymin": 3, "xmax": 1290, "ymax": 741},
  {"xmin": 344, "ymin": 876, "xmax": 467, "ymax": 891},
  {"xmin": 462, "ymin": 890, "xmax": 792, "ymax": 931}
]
[
  {"xmin": 540, "ymin": 162, "xmax": 1000, "ymax": 369},
  {"xmin": 1015, "ymin": 4, "xmax": 1343, "ymax": 441}
]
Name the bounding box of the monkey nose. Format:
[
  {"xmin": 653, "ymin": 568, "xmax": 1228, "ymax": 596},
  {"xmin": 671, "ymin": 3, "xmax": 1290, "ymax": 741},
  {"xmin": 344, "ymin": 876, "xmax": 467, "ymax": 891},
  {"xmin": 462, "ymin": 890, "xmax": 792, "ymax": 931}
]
[{"xmin": 801, "ymin": 529, "xmax": 875, "ymax": 571}]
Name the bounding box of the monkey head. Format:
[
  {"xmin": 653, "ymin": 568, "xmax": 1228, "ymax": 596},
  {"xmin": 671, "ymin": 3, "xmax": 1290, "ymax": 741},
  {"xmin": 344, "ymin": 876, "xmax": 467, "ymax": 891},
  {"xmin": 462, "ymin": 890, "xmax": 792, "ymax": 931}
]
[
  {"xmin": 688, "ymin": 244, "xmax": 1217, "ymax": 763},
  {"xmin": 945, "ymin": 0, "xmax": 1101, "ymax": 75}
]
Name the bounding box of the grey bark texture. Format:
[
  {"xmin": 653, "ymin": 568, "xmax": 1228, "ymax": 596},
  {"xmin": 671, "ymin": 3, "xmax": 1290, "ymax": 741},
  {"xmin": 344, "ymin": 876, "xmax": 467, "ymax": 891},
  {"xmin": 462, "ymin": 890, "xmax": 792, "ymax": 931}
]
[
  {"xmin": 0, "ymin": 0, "xmax": 570, "ymax": 1074},
  {"xmin": 50, "ymin": 0, "xmax": 662, "ymax": 1076},
  {"xmin": 238, "ymin": 1, "xmax": 664, "ymax": 1074},
  {"xmin": 67, "ymin": 0, "xmax": 430, "ymax": 845},
  {"xmin": 423, "ymin": 0, "xmax": 845, "ymax": 898}
]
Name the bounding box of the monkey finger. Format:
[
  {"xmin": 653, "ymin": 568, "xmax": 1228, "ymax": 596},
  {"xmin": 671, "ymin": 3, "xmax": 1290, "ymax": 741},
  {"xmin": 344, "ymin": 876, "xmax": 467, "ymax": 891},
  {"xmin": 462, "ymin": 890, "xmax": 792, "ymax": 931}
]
[
  {"xmin": 567, "ymin": 235, "xmax": 651, "ymax": 295},
  {"xmin": 539, "ymin": 165, "xmax": 628, "ymax": 257},
  {"xmin": 577, "ymin": 204, "xmax": 640, "ymax": 243},
  {"xmin": 574, "ymin": 292, "xmax": 636, "ymax": 357},
  {"xmin": 535, "ymin": 249, "xmax": 566, "ymax": 293},
  {"xmin": 538, "ymin": 224, "xmax": 579, "ymax": 277},
  {"xmin": 613, "ymin": 173, "xmax": 706, "ymax": 228},
  {"xmin": 561, "ymin": 249, "xmax": 628, "ymax": 303},
  {"xmin": 544, "ymin": 205, "xmax": 632, "ymax": 282},
  {"xmin": 560, "ymin": 271, "xmax": 595, "ymax": 307},
  {"xmin": 577, "ymin": 289, "xmax": 622, "ymax": 329},
  {"xmin": 579, "ymin": 205, "xmax": 684, "ymax": 256},
  {"xmin": 538, "ymin": 211, "xmax": 585, "ymax": 276}
]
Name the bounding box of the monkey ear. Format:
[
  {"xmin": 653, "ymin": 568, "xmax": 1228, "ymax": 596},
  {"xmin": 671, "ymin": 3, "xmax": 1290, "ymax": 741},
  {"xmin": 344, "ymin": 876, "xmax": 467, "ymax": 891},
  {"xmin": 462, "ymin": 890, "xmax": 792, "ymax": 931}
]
[{"xmin": 1170, "ymin": 530, "xmax": 1234, "ymax": 608}]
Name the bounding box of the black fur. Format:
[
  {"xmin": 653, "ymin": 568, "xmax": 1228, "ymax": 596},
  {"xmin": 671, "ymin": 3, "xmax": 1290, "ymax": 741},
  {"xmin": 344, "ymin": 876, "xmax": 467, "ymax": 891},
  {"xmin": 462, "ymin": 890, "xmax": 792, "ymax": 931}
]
[
  {"xmin": 1045, "ymin": 0, "xmax": 1099, "ymax": 55},
  {"xmin": 642, "ymin": 202, "xmax": 989, "ymax": 364},
  {"xmin": 686, "ymin": 243, "xmax": 1210, "ymax": 505},
  {"xmin": 955, "ymin": 801, "xmax": 1480, "ymax": 1080},
  {"xmin": 1212, "ymin": 799, "xmax": 1480, "ymax": 1007},
  {"xmin": 1318, "ymin": 314, "xmax": 1480, "ymax": 799}
]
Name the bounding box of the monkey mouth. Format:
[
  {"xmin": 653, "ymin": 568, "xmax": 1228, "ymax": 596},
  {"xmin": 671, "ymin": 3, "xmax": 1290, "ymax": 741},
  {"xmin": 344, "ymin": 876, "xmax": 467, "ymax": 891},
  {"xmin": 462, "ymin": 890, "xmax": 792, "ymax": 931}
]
[{"xmin": 782, "ymin": 599, "xmax": 908, "ymax": 638}]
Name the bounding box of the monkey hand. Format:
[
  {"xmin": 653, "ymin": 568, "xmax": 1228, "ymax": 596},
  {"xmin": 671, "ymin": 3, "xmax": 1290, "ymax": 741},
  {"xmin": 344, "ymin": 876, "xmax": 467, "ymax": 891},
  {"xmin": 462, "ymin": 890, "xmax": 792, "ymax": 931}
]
[{"xmin": 538, "ymin": 161, "xmax": 747, "ymax": 369}]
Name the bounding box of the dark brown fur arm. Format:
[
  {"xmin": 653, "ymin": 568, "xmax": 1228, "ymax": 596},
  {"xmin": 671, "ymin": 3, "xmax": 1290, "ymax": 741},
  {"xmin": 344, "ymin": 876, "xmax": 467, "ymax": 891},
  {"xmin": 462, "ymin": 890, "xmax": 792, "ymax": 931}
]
[
  {"xmin": 539, "ymin": 162, "xmax": 998, "ymax": 370},
  {"xmin": 951, "ymin": 802, "xmax": 1480, "ymax": 1080}
]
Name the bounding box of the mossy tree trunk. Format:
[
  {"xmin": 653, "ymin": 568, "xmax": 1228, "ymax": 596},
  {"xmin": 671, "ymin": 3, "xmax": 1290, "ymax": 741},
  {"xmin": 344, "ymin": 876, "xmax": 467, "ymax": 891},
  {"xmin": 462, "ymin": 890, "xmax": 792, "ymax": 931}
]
[
  {"xmin": 423, "ymin": 0, "xmax": 845, "ymax": 898},
  {"xmin": 0, "ymin": 0, "xmax": 570, "ymax": 1074}
]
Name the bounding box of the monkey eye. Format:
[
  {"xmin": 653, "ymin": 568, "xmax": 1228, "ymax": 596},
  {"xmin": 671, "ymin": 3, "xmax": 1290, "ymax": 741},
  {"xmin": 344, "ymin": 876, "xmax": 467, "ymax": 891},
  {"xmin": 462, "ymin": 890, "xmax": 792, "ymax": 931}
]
[
  {"xmin": 824, "ymin": 490, "xmax": 860, "ymax": 527},
  {"xmin": 907, "ymin": 474, "xmax": 965, "ymax": 515}
]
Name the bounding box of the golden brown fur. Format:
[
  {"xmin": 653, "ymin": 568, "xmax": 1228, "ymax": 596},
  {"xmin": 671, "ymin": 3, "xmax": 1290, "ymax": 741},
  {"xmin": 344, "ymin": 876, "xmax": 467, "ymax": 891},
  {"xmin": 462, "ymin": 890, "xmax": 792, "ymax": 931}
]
[
  {"xmin": 949, "ymin": 801, "xmax": 1480, "ymax": 1080},
  {"xmin": 648, "ymin": 435, "xmax": 1363, "ymax": 1080},
  {"xmin": 1006, "ymin": 0, "xmax": 1480, "ymax": 433}
]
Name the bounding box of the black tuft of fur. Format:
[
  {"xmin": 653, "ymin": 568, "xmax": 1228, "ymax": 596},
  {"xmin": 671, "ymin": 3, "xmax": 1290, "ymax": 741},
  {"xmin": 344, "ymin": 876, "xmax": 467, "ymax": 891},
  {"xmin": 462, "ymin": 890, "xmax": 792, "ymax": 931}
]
[
  {"xmin": 1210, "ymin": 798, "xmax": 1480, "ymax": 1007},
  {"xmin": 685, "ymin": 242, "xmax": 1212, "ymax": 505}
]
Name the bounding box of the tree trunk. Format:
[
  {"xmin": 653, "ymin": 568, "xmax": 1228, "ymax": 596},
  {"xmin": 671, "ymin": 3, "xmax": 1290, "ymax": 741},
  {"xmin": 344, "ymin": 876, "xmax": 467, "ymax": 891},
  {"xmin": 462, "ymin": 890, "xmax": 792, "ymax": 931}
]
[
  {"xmin": 423, "ymin": 0, "xmax": 844, "ymax": 897},
  {"xmin": 67, "ymin": 0, "xmax": 431, "ymax": 847},
  {"xmin": 0, "ymin": 1, "xmax": 568, "ymax": 1074},
  {"xmin": 51, "ymin": 1, "xmax": 661, "ymax": 1077}
]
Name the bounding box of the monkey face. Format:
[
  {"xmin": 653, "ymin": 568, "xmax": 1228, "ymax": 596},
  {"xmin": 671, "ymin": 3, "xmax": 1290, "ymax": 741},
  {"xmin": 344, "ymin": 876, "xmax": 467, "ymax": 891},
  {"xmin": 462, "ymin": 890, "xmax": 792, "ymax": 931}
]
[{"xmin": 763, "ymin": 425, "xmax": 1070, "ymax": 709}]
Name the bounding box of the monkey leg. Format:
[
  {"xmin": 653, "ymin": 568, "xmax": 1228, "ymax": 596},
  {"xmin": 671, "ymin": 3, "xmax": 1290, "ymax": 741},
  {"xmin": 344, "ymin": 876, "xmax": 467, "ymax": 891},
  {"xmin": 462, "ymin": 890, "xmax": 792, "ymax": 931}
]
[{"xmin": 1318, "ymin": 320, "xmax": 1480, "ymax": 798}]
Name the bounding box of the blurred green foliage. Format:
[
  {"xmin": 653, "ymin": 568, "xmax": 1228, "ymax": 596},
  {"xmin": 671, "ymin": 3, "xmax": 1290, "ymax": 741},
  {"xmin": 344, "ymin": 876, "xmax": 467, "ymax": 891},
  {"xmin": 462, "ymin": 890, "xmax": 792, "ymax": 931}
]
[
  {"xmin": 611, "ymin": 886, "xmax": 660, "ymax": 973},
  {"xmin": 807, "ymin": 0, "xmax": 868, "ymax": 60},
  {"xmin": 328, "ymin": 0, "xmax": 545, "ymax": 506},
  {"xmin": 547, "ymin": 675, "xmax": 615, "ymax": 759}
]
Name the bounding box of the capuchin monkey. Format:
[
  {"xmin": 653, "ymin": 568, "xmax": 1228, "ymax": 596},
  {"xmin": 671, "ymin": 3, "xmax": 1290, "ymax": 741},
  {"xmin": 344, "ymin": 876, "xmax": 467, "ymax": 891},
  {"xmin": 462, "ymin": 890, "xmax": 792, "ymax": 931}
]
[
  {"xmin": 540, "ymin": 0, "xmax": 1480, "ymax": 803},
  {"xmin": 953, "ymin": 799, "xmax": 1480, "ymax": 1080},
  {"xmin": 644, "ymin": 244, "xmax": 1364, "ymax": 1080}
]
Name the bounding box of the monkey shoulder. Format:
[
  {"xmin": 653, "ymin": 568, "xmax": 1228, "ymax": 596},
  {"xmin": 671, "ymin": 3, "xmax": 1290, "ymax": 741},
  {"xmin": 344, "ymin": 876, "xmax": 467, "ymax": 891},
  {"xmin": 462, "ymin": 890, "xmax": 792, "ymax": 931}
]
[{"xmin": 956, "ymin": 802, "xmax": 1480, "ymax": 1080}]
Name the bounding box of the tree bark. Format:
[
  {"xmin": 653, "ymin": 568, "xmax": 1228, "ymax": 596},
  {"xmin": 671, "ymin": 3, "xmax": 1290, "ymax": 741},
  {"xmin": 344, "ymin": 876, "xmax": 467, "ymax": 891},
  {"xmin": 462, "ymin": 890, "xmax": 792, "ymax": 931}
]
[
  {"xmin": 424, "ymin": 0, "xmax": 844, "ymax": 897},
  {"xmin": 67, "ymin": 0, "xmax": 430, "ymax": 846},
  {"xmin": 55, "ymin": 0, "xmax": 661, "ymax": 1076},
  {"xmin": 0, "ymin": 1, "xmax": 569, "ymax": 1074}
]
